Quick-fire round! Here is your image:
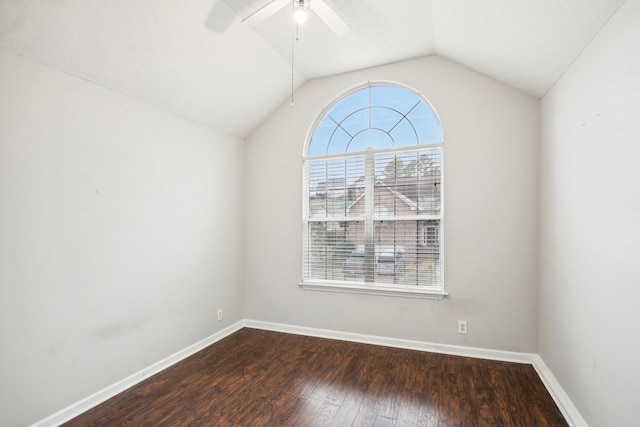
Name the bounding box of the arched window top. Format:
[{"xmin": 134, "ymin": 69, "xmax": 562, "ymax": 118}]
[{"xmin": 307, "ymin": 83, "xmax": 442, "ymax": 158}]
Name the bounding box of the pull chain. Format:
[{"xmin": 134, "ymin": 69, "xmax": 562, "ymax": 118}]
[{"xmin": 291, "ymin": 24, "xmax": 299, "ymax": 108}]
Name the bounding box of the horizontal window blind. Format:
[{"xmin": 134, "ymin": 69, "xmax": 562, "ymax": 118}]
[{"xmin": 303, "ymin": 147, "xmax": 442, "ymax": 288}]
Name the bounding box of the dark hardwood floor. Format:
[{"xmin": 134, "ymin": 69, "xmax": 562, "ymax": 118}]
[{"xmin": 63, "ymin": 328, "xmax": 568, "ymax": 426}]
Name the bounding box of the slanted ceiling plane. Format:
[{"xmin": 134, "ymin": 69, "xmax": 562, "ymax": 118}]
[{"xmin": 0, "ymin": 0, "xmax": 626, "ymax": 138}]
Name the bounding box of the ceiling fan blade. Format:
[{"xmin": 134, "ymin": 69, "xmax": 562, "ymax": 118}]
[
  {"xmin": 241, "ymin": 0, "xmax": 290, "ymax": 27},
  {"xmin": 310, "ymin": 0, "xmax": 350, "ymax": 37},
  {"xmin": 204, "ymin": 0, "xmax": 237, "ymax": 32}
]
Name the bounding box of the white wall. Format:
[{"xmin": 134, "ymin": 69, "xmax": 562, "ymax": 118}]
[
  {"xmin": 244, "ymin": 56, "xmax": 539, "ymax": 353},
  {"xmin": 0, "ymin": 50, "xmax": 244, "ymax": 426},
  {"xmin": 539, "ymin": 0, "xmax": 640, "ymax": 425}
]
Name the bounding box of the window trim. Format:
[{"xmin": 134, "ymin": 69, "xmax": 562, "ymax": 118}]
[
  {"xmin": 301, "ymin": 81, "xmax": 446, "ymax": 299},
  {"xmin": 299, "ymin": 280, "xmax": 448, "ymax": 300}
]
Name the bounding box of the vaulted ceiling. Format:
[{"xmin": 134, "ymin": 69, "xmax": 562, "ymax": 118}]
[{"xmin": 0, "ymin": 0, "xmax": 626, "ymax": 138}]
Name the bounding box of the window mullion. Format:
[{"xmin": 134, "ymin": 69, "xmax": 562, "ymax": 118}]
[{"xmin": 364, "ymin": 148, "xmax": 375, "ymax": 283}]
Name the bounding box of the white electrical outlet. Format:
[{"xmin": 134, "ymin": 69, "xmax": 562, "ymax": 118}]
[
  {"xmin": 458, "ymin": 320, "xmax": 467, "ymax": 334},
  {"xmin": 217, "ymin": 308, "xmax": 223, "ymax": 322}
]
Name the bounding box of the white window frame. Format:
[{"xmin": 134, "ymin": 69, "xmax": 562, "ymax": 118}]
[{"xmin": 300, "ymin": 82, "xmax": 447, "ymax": 300}]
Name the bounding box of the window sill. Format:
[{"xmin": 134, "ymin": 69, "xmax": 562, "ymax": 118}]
[{"xmin": 299, "ymin": 280, "xmax": 448, "ymax": 300}]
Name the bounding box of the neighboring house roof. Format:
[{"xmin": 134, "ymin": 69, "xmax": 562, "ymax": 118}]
[{"xmin": 347, "ymin": 176, "xmax": 441, "ymax": 213}]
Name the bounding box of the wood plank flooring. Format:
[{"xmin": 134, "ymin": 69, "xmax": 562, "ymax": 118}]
[{"xmin": 63, "ymin": 328, "xmax": 568, "ymax": 426}]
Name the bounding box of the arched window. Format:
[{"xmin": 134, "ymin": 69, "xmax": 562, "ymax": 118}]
[{"xmin": 302, "ymin": 83, "xmax": 445, "ymax": 298}]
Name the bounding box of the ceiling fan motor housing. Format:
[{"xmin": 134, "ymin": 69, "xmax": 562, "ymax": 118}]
[{"xmin": 295, "ymin": 0, "xmax": 310, "ymax": 10}]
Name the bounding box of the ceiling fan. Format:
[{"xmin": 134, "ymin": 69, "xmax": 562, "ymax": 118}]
[{"xmin": 242, "ymin": 0, "xmax": 350, "ymax": 37}]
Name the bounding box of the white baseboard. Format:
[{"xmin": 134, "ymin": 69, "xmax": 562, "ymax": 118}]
[
  {"xmin": 30, "ymin": 321, "xmax": 244, "ymax": 427},
  {"xmin": 31, "ymin": 319, "xmax": 586, "ymax": 427},
  {"xmin": 532, "ymin": 356, "xmax": 589, "ymax": 427},
  {"xmin": 243, "ymin": 319, "xmax": 538, "ymax": 364}
]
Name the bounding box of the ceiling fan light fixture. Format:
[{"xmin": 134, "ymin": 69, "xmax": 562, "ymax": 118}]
[
  {"xmin": 240, "ymin": 0, "xmax": 349, "ymax": 36},
  {"xmin": 295, "ymin": 8, "xmax": 307, "ymax": 23}
]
